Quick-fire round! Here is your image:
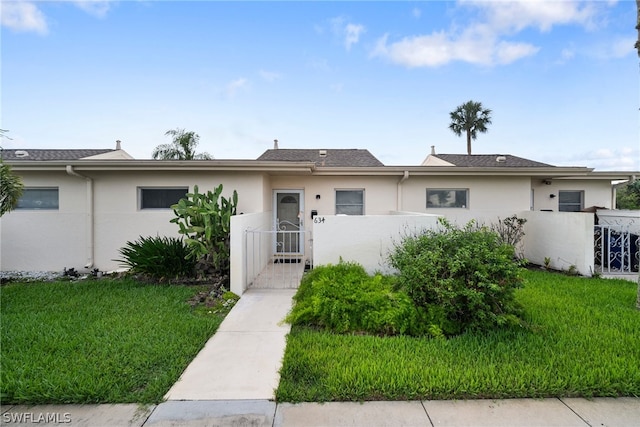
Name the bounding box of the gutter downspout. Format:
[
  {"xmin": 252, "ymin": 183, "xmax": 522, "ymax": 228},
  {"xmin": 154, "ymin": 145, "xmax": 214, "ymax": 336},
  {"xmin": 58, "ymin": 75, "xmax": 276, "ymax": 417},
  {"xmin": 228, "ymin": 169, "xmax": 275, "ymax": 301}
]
[
  {"xmin": 397, "ymin": 171, "xmax": 410, "ymax": 211},
  {"xmin": 66, "ymin": 166, "xmax": 94, "ymax": 269}
]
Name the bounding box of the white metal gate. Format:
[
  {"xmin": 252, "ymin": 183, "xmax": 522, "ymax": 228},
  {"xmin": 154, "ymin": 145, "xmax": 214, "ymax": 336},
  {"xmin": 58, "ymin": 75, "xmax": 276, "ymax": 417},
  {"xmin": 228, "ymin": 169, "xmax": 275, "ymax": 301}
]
[
  {"xmin": 244, "ymin": 225, "xmax": 311, "ymax": 289},
  {"xmin": 594, "ymin": 225, "xmax": 640, "ymax": 274}
]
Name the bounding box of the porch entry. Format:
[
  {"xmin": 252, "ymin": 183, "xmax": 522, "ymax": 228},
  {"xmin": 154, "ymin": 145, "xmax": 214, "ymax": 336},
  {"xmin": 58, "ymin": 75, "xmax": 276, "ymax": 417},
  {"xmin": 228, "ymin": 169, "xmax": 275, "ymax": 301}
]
[
  {"xmin": 243, "ymin": 190, "xmax": 308, "ymax": 290},
  {"xmin": 274, "ymin": 190, "xmax": 304, "ymax": 257}
]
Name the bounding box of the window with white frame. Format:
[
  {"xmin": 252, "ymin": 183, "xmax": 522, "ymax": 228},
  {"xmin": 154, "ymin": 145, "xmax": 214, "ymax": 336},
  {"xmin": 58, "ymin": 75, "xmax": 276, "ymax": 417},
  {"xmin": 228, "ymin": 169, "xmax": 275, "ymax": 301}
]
[
  {"xmin": 139, "ymin": 187, "xmax": 188, "ymax": 209},
  {"xmin": 335, "ymin": 189, "xmax": 364, "ymax": 215},
  {"xmin": 426, "ymin": 189, "xmax": 468, "ymax": 208},
  {"xmin": 16, "ymin": 188, "xmax": 59, "ymax": 210},
  {"xmin": 558, "ymin": 190, "xmax": 584, "ymax": 212}
]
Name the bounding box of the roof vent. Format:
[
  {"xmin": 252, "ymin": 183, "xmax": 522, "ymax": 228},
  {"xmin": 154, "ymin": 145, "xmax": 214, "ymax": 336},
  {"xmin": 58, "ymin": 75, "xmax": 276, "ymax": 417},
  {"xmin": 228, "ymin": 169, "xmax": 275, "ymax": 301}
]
[
  {"xmin": 319, "ymin": 150, "xmax": 327, "ymax": 157},
  {"xmin": 15, "ymin": 150, "xmax": 29, "ymax": 158},
  {"xmin": 496, "ymin": 156, "xmax": 507, "ymax": 163},
  {"xmin": 116, "ymin": 140, "xmax": 122, "ymax": 150},
  {"xmin": 273, "ymin": 139, "xmax": 279, "ymax": 150},
  {"xmin": 430, "ymin": 145, "xmax": 436, "ymax": 155}
]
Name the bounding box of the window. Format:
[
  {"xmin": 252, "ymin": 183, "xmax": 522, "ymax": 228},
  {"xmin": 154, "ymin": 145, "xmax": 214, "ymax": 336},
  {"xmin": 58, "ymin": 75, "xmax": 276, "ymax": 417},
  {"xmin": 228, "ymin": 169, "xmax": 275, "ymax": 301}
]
[
  {"xmin": 426, "ymin": 189, "xmax": 468, "ymax": 208},
  {"xmin": 139, "ymin": 187, "xmax": 188, "ymax": 209},
  {"xmin": 335, "ymin": 189, "xmax": 364, "ymax": 215},
  {"xmin": 558, "ymin": 190, "xmax": 584, "ymax": 212},
  {"xmin": 16, "ymin": 188, "xmax": 59, "ymax": 210}
]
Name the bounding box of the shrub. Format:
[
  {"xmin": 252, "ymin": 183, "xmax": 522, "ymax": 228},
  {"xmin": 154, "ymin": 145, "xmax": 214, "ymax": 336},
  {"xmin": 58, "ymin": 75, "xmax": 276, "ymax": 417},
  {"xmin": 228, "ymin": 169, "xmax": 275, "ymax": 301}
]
[
  {"xmin": 490, "ymin": 215, "xmax": 527, "ymax": 259},
  {"xmin": 116, "ymin": 235, "xmax": 196, "ymax": 279},
  {"xmin": 286, "ymin": 261, "xmax": 437, "ymax": 337},
  {"xmin": 389, "ymin": 219, "xmax": 525, "ymax": 336},
  {"xmin": 171, "ymin": 184, "xmax": 237, "ymax": 277}
]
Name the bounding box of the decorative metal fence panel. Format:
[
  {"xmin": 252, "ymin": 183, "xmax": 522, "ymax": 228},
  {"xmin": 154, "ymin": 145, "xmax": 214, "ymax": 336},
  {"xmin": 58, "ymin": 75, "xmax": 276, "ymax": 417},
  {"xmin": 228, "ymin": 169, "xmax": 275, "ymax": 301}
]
[{"xmin": 594, "ymin": 225, "xmax": 640, "ymax": 273}]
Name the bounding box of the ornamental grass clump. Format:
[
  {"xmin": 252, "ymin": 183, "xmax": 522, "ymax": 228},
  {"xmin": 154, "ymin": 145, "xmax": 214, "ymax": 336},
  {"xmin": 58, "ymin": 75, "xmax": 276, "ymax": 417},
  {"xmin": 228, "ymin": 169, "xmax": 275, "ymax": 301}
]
[
  {"xmin": 116, "ymin": 235, "xmax": 196, "ymax": 279},
  {"xmin": 389, "ymin": 219, "xmax": 525, "ymax": 336},
  {"xmin": 286, "ymin": 261, "xmax": 435, "ymax": 337}
]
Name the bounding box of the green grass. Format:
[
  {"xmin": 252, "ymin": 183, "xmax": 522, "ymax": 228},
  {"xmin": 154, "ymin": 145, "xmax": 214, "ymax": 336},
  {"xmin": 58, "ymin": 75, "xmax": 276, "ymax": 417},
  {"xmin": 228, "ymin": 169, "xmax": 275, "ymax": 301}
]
[
  {"xmin": 1, "ymin": 278, "xmax": 230, "ymax": 404},
  {"xmin": 276, "ymin": 269, "xmax": 640, "ymax": 402}
]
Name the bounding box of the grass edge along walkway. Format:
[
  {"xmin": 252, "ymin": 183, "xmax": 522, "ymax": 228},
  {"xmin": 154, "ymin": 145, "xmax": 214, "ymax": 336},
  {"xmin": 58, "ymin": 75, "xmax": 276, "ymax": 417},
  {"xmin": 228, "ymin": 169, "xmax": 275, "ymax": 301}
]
[{"xmin": 276, "ymin": 269, "xmax": 640, "ymax": 402}]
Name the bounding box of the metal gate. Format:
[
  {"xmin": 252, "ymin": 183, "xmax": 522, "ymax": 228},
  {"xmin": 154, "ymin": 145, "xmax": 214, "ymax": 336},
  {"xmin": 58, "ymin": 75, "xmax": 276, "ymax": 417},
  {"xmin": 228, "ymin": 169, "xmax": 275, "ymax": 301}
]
[
  {"xmin": 244, "ymin": 225, "xmax": 311, "ymax": 289},
  {"xmin": 594, "ymin": 225, "xmax": 640, "ymax": 273}
]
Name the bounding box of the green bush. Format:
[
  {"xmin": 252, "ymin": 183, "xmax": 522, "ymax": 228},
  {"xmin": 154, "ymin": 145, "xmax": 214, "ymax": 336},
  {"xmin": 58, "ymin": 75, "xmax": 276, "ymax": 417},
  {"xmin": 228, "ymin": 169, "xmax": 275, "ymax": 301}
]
[
  {"xmin": 116, "ymin": 235, "xmax": 196, "ymax": 279},
  {"xmin": 286, "ymin": 261, "xmax": 437, "ymax": 337},
  {"xmin": 389, "ymin": 219, "xmax": 525, "ymax": 336}
]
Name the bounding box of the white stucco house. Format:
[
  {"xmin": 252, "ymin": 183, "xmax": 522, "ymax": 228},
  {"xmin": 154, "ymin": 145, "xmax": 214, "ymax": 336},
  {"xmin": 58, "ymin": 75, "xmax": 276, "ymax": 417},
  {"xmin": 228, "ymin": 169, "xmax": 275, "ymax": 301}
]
[{"xmin": 1, "ymin": 142, "xmax": 637, "ymax": 293}]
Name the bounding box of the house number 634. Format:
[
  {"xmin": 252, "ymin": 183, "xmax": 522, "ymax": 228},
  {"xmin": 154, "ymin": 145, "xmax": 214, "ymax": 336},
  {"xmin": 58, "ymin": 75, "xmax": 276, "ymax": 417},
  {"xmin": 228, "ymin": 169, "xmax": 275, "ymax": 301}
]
[{"xmin": 313, "ymin": 217, "xmax": 325, "ymax": 223}]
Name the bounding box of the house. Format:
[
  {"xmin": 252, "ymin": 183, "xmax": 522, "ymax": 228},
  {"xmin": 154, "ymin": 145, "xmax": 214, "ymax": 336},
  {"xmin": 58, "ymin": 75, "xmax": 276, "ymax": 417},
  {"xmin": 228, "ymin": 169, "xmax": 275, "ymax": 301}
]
[{"xmin": 1, "ymin": 142, "xmax": 637, "ymax": 290}]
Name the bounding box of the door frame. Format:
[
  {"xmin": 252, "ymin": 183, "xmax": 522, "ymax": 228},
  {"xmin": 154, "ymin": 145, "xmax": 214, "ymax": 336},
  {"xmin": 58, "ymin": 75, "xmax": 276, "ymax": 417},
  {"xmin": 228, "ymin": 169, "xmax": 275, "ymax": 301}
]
[{"xmin": 272, "ymin": 189, "xmax": 305, "ymax": 255}]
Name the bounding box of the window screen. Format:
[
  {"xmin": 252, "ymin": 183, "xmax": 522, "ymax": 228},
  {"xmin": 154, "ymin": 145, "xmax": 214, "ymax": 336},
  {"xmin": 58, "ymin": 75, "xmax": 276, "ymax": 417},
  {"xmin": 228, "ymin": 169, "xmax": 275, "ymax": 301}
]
[
  {"xmin": 426, "ymin": 189, "xmax": 468, "ymax": 208},
  {"xmin": 140, "ymin": 188, "xmax": 188, "ymax": 209},
  {"xmin": 558, "ymin": 191, "xmax": 584, "ymax": 212},
  {"xmin": 16, "ymin": 188, "xmax": 59, "ymax": 210},
  {"xmin": 335, "ymin": 190, "xmax": 364, "ymax": 215}
]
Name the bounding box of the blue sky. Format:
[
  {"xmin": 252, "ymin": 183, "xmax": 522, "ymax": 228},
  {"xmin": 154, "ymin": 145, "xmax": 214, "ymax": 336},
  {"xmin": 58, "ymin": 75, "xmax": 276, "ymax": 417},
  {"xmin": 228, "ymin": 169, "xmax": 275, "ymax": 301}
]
[{"xmin": 1, "ymin": 0, "xmax": 638, "ymax": 170}]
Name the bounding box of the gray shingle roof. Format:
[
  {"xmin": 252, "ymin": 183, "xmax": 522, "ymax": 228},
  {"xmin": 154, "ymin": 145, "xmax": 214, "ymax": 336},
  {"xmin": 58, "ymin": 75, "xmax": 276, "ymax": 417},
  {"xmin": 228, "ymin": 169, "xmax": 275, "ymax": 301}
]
[
  {"xmin": 432, "ymin": 154, "xmax": 553, "ymax": 167},
  {"xmin": 257, "ymin": 149, "xmax": 384, "ymax": 167},
  {"xmin": 1, "ymin": 149, "xmax": 115, "ymax": 161}
]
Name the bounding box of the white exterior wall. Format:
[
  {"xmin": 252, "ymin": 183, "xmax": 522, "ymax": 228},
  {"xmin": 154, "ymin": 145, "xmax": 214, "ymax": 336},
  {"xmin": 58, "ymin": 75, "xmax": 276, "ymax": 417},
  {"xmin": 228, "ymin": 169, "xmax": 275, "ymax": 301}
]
[
  {"xmin": 521, "ymin": 211, "xmax": 595, "ymax": 275},
  {"xmin": 269, "ymin": 175, "xmax": 398, "ymax": 222},
  {"xmin": 2, "ymin": 170, "xmax": 268, "ymax": 272},
  {"xmin": 532, "ymin": 179, "xmax": 613, "ymax": 211},
  {"xmin": 400, "ymin": 175, "xmax": 531, "ymax": 226},
  {"xmin": 92, "ymin": 171, "xmax": 267, "ymax": 272},
  {"xmin": 313, "ymin": 213, "xmax": 441, "ymax": 274},
  {"xmin": 1, "ymin": 172, "xmax": 89, "ymax": 271},
  {"xmin": 1, "ymin": 166, "xmax": 618, "ymax": 277}
]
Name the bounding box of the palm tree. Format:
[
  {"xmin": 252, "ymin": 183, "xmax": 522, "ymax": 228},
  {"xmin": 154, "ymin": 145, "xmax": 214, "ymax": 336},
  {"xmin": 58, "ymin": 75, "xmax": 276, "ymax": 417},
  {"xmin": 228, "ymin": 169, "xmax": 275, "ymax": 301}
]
[
  {"xmin": 0, "ymin": 130, "xmax": 23, "ymax": 216},
  {"xmin": 448, "ymin": 100, "xmax": 492, "ymax": 155},
  {"xmin": 0, "ymin": 162, "xmax": 23, "ymax": 216},
  {"xmin": 152, "ymin": 128, "xmax": 213, "ymax": 160}
]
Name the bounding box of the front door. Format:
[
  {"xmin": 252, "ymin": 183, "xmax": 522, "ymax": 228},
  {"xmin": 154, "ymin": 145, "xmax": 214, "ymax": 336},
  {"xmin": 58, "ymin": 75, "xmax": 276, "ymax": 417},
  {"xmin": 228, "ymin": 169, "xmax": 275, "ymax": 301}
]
[{"xmin": 274, "ymin": 190, "xmax": 304, "ymax": 254}]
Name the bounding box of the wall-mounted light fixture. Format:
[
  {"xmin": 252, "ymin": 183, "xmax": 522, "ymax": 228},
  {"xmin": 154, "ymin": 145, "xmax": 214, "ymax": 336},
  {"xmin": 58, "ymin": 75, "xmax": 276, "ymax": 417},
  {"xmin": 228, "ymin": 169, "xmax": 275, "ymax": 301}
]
[
  {"xmin": 315, "ymin": 194, "xmax": 321, "ymax": 200},
  {"xmin": 543, "ymin": 179, "xmax": 552, "ymax": 185},
  {"xmin": 549, "ymin": 194, "xmax": 556, "ymax": 199}
]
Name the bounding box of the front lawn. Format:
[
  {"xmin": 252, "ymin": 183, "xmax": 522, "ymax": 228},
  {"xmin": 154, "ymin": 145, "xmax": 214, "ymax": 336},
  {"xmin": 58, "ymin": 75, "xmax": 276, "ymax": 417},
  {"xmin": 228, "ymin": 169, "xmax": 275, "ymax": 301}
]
[
  {"xmin": 0, "ymin": 278, "xmax": 234, "ymax": 404},
  {"xmin": 276, "ymin": 269, "xmax": 640, "ymax": 402}
]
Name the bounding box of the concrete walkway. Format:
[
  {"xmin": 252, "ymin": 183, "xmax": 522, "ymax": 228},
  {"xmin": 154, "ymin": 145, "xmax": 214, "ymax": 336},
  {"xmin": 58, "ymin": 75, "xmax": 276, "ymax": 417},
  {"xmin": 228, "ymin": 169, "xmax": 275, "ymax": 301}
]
[
  {"xmin": 165, "ymin": 288, "xmax": 296, "ymax": 401},
  {"xmin": 2, "ymin": 288, "xmax": 639, "ymax": 426}
]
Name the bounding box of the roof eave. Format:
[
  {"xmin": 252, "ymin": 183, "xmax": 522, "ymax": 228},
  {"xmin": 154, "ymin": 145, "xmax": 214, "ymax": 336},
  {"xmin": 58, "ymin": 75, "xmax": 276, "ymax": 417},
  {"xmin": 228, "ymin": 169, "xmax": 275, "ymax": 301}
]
[{"xmin": 5, "ymin": 159, "xmax": 317, "ymax": 174}]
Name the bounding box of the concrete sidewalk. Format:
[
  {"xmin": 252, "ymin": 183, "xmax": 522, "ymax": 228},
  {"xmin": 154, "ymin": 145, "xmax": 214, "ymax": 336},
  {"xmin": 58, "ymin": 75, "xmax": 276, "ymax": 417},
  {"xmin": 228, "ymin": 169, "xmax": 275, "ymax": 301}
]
[
  {"xmin": 3, "ymin": 288, "xmax": 639, "ymax": 426},
  {"xmin": 2, "ymin": 397, "xmax": 640, "ymax": 426}
]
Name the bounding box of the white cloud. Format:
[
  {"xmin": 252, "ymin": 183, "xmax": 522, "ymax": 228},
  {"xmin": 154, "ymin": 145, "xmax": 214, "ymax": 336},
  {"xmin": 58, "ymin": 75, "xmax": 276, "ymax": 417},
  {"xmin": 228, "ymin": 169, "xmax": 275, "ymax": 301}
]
[
  {"xmin": 73, "ymin": 1, "xmax": 113, "ymax": 19},
  {"xmin": 372, "ymin": 26, "xmax": 538, "ymax": 68},
  {"xmin": 330, "ymin": 16, "xmax": 365, "ymax": 51},
  {"xmin": 259, "ymin": 70, "xmax": 281, "ymax": 82},
  {"xmin": 225, "ymin": 78, "xmax": 249, "ymax": 98},
  {"xmin": 555, "ymin": 146, "xmax": 640, "ymax": 171},
  {"xmin": 0, "ymin": 1, "xmax": 48, "ymax": 35},
  {"xmin": 344, "ymin": 23, "xmax": 365, "ymax": 51},
  {"xmin": 371, "ymin": 0, "xmax": 616, "ymax": 68},
  {"xmin": 596, "ymin": 36, "xmax": 636, "ymax": 60},
  {"xmin": 465, "ymin": 0, "xmax": 599, "ymax": 33}
]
